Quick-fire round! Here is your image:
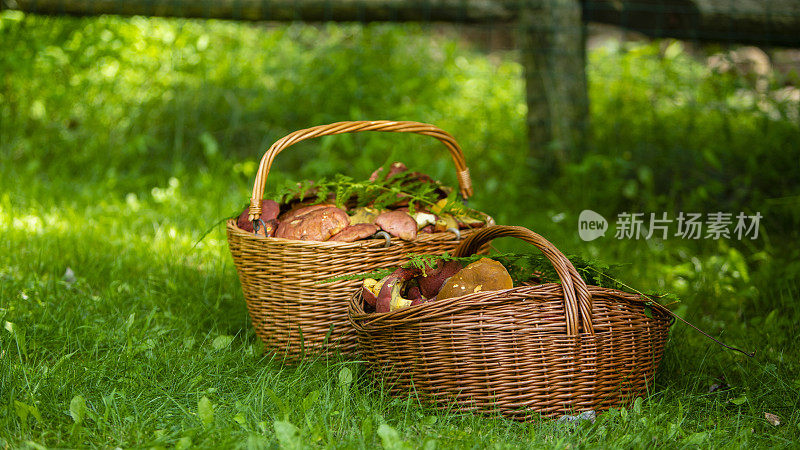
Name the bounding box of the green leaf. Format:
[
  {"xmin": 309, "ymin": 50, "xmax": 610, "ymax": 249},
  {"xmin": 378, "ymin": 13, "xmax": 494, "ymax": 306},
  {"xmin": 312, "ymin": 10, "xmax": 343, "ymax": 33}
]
[
  {"xmin": 361, "ymin": 415, "xmax": 373, "ymax": 440},
  {"xmin": 633, "ymin": 397, "xmax": 643, "ymax": 414},
  {"xmin": 377, "ymin": 424, "xmax": 406, "ymax": 450},
  {"xmin": 247, "ymin": 433, "xmax": 269, "ymax": 450},
  {"xmin": 730, "ymin": 395, "xmax": 748, "ymax": 406},
  {"xmin": 14, "ymin": 400, "xmax": 30, "ymax": 424},
  {"xmin": 301, "ymin": 390, "xmax": 319, "ymax": 413},
  {"xmin": 211, "ymin": 335, "xmax": 234, "ymax": 351},
  {"xmin": 423, "ymin": 439, "xmax": 438, "ymax": 450},
  {"xmin": 198, "ymin": 396, "xmax": 214, "ymax": 428},
  {"xmin": 685, "ymin": 431, "xmax": 709, "ymax": 445},
  {"xmin": 273, "ymin": 420, "xmax": 303, "ymax": 449},
  {"xmin": 234, "ymin": 412, "xmax": 247, "ymax": 425},
  {"xmin": 264, "ymin": 388, "xmax": 289, "ymax": 418},
  {"xmin": 175, "ymin": 436, "xmax": 193, "ymax": 450},
  {"xmin": 70, "ymin": 395, "xmax": 87, "ymax": 425},
  {"xmin": 338, "ymin": 366, "xmax": 353, "ymax": 388},
  {"xmin": 28, "ymin": 403, "xmax": 43, "ymax": 423},
  {"xmin": 21, "ymin": 441, "xmax": 46, "ymax": 450}
]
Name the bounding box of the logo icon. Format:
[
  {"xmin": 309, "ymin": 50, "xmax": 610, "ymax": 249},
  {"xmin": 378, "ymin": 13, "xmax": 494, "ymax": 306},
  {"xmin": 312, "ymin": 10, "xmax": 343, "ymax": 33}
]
[{"xmin": 578, "ymin": 210, "xmax": 608, "ymax": 241}]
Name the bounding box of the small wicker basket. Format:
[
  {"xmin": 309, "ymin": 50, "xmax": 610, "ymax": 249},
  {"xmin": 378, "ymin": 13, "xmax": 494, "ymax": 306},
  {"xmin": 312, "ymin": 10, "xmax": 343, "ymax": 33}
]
[
  {"xmin": 349, "ymin": 225, "xmax": 673, "ymax": 420},
  {"xmin": 227, "ymin": 120, "xmax": 484, "ymax": 360}
]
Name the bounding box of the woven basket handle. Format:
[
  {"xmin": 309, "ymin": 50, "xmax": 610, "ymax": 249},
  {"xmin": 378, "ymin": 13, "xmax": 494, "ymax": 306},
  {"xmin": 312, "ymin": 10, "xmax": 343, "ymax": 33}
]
[
  {"xmin": 453, "ymin": 225, "xmax": 594, "ymax": 336},
  {"xmin": 248, "ymin": 120, "xmax": 473, "ymax": 221}
]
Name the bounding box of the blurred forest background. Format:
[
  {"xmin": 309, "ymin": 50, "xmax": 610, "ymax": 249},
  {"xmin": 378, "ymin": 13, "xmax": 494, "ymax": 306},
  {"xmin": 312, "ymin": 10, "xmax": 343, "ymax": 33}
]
[{"xmin": 1, "ymin": 2, "xmax": 800, "ymax": 447}]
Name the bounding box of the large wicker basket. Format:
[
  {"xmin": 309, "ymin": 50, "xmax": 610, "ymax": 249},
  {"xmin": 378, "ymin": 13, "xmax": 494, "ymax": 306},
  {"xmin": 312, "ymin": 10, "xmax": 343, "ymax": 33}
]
[
  {"xmin": 227, "ymin": 120, "xmax": 485, "ymax": 360},
  {"xmin": 349, "ymin": 225, "xmax": 673, "ymax": 420}
]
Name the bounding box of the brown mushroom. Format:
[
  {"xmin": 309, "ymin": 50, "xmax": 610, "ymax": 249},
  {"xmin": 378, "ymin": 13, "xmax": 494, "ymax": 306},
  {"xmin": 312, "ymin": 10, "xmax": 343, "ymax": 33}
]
[
  {"xmin": 430, "ymin": 199, "xmax": 490, "ymax": 229},
  {"xmin": 386, "ymin": 162, "xmax": 409, "ymax": 179},
  {"xmin": 374, "ymin": 210, "xmax": 417, "ymax": 241},
  {"xmin": 275, "ymin": 206, "xmax": 349, "ymax": 241},
  {"xmin": 362, "ymin": 278, "xmax": 379, "ymax": 307},
  {"xmin": 328, "ymin": 223, "xmax": 379, "ymax": 242},
  {"xmin": 437, "ymin": 258, "xmax": 513, "ymax": 300},
  {"xmin": 418, "ymin": 260, "xmax": 463, "ymax": 299},
  {"xmin": 236, "ymin": 199, "xmax": 281, "ymax": 232},
  {"xmin": 413, "ymin": 212, "xmax": 437, "ymax": 230},
  {"xmin": 433, "ymin": 214, "xmax": 459, "ymax": 233},
  {"xmin": 279, "ymin": 203, "xmax": 336, "ymax": 223},
  {"xmin": 369, "ymin": 161, "xmax": 408, "ymax": 182},
  {"xmin": 406, "ymin": 284, "xmax": 423, "ymax": 301},
  {"xmin": 456, "ymin": 214, "xmax": 487, "ymax": 229},
  {"xmin": 403, "ymin": 171, "xmax": 434, "ymax": 185},
  {"xmin": 374, "ymin": 267, "xmax": 418, "ymax": 313},
  {"xmin": 254, "ymin": 218, "xmax": 280, "ymax": 237},
  {"xmin": 236, "ymin": 210, "xmax": 253, "ymax": 231},
  {"xmin": 348, "ymin": 207, "xmax": 380, "ymax": 225}
]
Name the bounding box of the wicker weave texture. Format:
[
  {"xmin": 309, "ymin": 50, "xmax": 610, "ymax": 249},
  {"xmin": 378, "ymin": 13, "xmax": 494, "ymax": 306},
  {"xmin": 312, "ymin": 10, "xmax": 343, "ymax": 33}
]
[
  {"xmin": 227, "ymin": 120, "xmax": 481, "ymax": 359},
  {"xmin": 228, "ymin": 222, "xmax": 479, "ymax": 358},
  {"xmin": 349, "ymin": 226, "xmax": 672, "ymax": 419}
]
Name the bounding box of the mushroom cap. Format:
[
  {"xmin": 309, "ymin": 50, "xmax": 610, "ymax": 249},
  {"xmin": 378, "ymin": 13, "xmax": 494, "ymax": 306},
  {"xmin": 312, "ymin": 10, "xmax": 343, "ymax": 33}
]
[
  {"xmin": 375, "ymin": 276, "xmax": 400, "ymax": 313},
  {"xmin": 436, "ymin": 258, "xmax": 513, "ymax": 300},
  {"xmin": 374, "ymin": 210, "xmax": 418, "ymax": 241},
  {"xmin": 413, "ymin": 212, "xmax": 437, "ymax": 229},
  {"xmin": 254, "ymin": 218, "xmax": 279, "ymax": 237},
  {"xmin": 406, "ymin": 285, "xmax": 423, "ymax": 301},
  {"xmin": 236, "ymin": 209, "xmax": 254, "ymax": 232},
  {"xmin": 279, "ymin": 202, "xmax": 335, "ymax": 223},
  {"xmin": 374, "ymin": 268, "xmax": 420, "ymax": 313},
  {"xmin": 403, "ymin": 171, "xmax": 434, "ymax": 185},
  {"xmin": 328, "ymin": 223, "xmax": 379, "ymax": 242},
  {"xmin": 275, "ymin": 206, "xmax": 349, "ymax": 241},
  {"xmin": 369, "ymin": 161, "xmax": 408, "ymax": 182},
  {"xmin": 348, "ymin": 207, "xmax": 380, "ymax": 225},
  {"xmin": 418, "ymin": 260, "xmax": 463, "ymax": 299},
  {"xmin": 362, "ymin": 278, "xmax": 379, "ymax": 307},
  {"xmin": 236, "ymin": 199, "xmax": 281, "ymax": 232},
  {"xmin": 456, "ymin": 214, "xmax": 487, "ymax": 229}
]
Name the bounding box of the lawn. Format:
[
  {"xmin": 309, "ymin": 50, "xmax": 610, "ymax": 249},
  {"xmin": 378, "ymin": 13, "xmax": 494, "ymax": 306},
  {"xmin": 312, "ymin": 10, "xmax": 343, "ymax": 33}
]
[{"xmin": 1, "ymin": 11, "xmax": 799, "ymax": 448}]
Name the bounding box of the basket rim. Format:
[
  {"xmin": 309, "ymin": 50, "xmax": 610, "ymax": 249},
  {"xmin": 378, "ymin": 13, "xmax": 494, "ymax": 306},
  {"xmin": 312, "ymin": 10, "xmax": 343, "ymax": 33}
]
[
  {"xmin": 348, "ymin": 282, "xmax": 674, "ymax": 332},
  {"xmin": 226, "ymin": 218, "xmax": 483, "ymax": 248}
]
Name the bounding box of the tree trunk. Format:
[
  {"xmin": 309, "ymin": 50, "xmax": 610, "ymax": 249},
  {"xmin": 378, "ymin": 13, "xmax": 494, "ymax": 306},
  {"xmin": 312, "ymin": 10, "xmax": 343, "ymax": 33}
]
[{"xmin": 518, "ymin": 0, "xmax": 588, "ymax": 168}]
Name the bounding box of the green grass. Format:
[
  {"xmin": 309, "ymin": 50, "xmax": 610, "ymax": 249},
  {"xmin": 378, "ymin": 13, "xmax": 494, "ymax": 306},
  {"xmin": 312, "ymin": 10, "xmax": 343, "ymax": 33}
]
[{"xmin": 2, "ymin": 11, "xmax": 800, "ymax": 448}]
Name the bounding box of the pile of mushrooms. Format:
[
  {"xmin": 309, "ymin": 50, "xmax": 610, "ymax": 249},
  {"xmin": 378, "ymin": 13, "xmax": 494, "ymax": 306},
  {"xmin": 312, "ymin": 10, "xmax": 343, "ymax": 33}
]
[
  {"xmin": 235, "ymin": 162, "xmax": 494, "ymax": 244},
  {"xmin": 361, "ymin": 258, "xmax": 514, "ymax": 313}
]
